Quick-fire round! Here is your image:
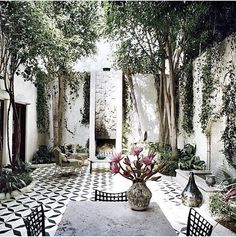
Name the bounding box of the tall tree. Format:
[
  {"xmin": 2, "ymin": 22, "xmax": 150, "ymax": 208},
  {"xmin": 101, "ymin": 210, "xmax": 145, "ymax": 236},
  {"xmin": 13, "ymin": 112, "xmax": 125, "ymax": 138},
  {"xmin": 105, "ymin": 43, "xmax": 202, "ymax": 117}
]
[
  {"xmin": 0, "ymin": 2, "xmax": 55, "ymax": 171},
  {"xmin": 0, "ymin": 1, "xmax": 99, "ymax": 171},
  {"xmin": 103, "ymin": 2, "xmax": 210, "ymax": 151},
  {"xmin": 35, "ymin": 1, "xmax": 99, "ymax": 147}
]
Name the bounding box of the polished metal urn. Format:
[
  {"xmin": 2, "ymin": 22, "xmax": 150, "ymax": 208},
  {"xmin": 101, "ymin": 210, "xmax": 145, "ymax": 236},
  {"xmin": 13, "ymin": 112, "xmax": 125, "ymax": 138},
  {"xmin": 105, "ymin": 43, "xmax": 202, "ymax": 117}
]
[{"xmin": 181, "ymin": 172, "xmax": 203, "ymax": 207}]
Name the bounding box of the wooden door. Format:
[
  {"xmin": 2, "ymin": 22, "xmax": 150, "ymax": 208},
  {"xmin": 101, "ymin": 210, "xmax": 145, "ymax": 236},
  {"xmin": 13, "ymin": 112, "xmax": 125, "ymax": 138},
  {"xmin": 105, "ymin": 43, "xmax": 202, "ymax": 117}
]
[{"xmin": 12, "ymin": 103, "xmax": 26, "ymax": 162}]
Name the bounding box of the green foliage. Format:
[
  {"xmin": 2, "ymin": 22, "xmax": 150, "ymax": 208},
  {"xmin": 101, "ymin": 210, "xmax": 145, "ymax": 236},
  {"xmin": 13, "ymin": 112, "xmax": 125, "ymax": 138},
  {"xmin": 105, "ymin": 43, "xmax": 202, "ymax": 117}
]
[
  {"xmin": 80, "ymin": 72, "xmax": 90, "ymax": 125},
  {"xmin": 76, "ymin": 144, "xmax": 88, "ymax": 153},
  {"xmin": 199, "ymin": 49, "xmax": 216, "ymax": 134},
  {"xmin": 180, "ymin": 61, "xmax": 194, "ymax": 134},
  {"xmin": 147, "ymin": 142, "xmax": 178, "ymax": 176},
  {"xmin": 221, "ymin": 59, "xmax": 236, "ymax": 170},
  {"xmin": 222, "ymin": 171, "xmax": 236, "ymax": 186},
  {"xmin": 0, "ymin": 170, "xmax": 32, "ymax": 194},
  {"xmin": 209, "ymin": 192, "xmax": 232, "ymax": 220},
  {"xmin": 179, "ymin": 144, "xmax": 206, "ymax": 170},
  {"xmin": 32, "ymin": 145, "xmax": 55, "ymax": 164},
  {"xmin": 36, "ymin": 71, "xmax": 50, "ymax": 134}
]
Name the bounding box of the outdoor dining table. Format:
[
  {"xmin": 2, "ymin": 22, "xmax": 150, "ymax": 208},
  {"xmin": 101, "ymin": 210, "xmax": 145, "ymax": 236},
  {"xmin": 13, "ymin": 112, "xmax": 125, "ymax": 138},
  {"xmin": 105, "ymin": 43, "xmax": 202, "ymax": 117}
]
[{"xmin": 55, "ymin": 201, "xmax": 177, "ymax": 236}]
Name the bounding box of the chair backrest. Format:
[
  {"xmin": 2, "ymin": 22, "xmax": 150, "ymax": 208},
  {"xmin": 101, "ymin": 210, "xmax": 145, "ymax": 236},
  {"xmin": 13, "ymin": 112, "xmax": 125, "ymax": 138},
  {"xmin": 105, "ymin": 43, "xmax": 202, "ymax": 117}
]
[
  {"xmin": 94, "ymin": 189, "xmax": 128, "ymax": 202},
  {"xmin": 23, "ymin": 204, "xmax": 46, "ymax": 236},
  {"xmin": 186, "ymin": 208, "xmax": 213, "ymax": 236}
]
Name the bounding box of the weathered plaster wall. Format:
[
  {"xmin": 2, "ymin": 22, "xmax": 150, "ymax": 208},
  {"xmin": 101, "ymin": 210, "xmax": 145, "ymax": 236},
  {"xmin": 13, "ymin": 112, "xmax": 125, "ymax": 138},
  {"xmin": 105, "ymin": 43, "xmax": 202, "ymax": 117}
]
[
  {"xmin": 178, "ymin": 34, "xmax": 236, "ymax": 180},
  {"xmin": 62, "ymin": 85, "xmax": 89, "ymax": 148},
  {"xmin": 95, "ymin": 71, "xmax": 117, "ymax": 139}
]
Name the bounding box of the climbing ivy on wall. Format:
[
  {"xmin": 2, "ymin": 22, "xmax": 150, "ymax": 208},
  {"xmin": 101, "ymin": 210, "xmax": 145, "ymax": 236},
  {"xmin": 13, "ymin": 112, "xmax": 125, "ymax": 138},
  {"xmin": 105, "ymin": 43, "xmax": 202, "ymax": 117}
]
[
  {"xmin": 221, "ymin": 61, "xmax": 236, "ymax": 169},
  {"xmin": 80, "ymin": 72, "xmax": 90, "ymax": 125},
  {"xmin": 199, "ymin": 49, "xmax": 216, "ymax": 134},
  {"xmin": 36, "ymin": 72, "xmax": 50, "ymax": 134},
  {"xmin": 180, "ymin": 61, "xmax": 194, "ymax": 134}
]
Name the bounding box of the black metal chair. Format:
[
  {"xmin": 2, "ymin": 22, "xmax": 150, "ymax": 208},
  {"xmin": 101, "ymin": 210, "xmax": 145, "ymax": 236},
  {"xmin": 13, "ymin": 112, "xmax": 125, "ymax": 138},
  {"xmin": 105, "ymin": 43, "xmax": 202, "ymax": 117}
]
[
  {"xmin": 23, "ymin": 204, "xmax": 46, "ymax": 236},
  {"xmin": 185, "ymin": 208, "xmax": 213, "ymax": 236},
  {"xmin": 94, "ymin": 189, "xmax": 128, "ymax": 202}
]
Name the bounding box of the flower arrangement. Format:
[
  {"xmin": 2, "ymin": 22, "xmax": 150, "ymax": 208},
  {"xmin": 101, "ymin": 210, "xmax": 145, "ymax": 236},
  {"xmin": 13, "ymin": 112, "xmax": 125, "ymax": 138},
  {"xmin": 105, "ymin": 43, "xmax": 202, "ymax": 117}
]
[{"xmin": 111, "ymin": 146, "xmax": 161, "ymax": 182}]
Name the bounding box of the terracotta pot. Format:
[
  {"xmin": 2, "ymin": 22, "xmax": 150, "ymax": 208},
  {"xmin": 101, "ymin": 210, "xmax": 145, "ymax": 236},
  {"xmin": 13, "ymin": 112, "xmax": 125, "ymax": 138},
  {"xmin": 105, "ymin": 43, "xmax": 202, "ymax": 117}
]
[
  {"xmin": 127, "ymin": 181, "xmax": 152, "ymax": 211},
  {"xmin": 181, "ymin": 172, "xmax": 203, "ymax": 207}
]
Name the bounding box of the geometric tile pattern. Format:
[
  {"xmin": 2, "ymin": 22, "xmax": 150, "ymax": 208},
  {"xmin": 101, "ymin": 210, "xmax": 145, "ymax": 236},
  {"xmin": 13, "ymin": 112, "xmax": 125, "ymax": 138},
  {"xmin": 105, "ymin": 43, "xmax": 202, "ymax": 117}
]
[
  {"xmin": 0, "ymin": 164, "xmax": 113, "ymax": 236},
  {"xmin": 3, "ymin": 164, "xmax": 229, "ymax": 236}
]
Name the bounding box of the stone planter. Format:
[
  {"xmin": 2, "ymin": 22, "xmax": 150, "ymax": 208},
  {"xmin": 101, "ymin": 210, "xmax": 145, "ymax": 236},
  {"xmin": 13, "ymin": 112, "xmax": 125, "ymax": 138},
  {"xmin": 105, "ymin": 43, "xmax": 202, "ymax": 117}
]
[{"xmin": 127, "ymin": 181, "xmax": 152, "ymax": 211}]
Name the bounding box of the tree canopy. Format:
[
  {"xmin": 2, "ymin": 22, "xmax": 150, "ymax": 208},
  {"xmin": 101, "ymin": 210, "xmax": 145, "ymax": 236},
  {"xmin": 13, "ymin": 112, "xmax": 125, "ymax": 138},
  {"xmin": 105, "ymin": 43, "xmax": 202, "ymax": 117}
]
[{"xmin": 103, "ymin": 1, "xmax": 235, "ymax": 150}]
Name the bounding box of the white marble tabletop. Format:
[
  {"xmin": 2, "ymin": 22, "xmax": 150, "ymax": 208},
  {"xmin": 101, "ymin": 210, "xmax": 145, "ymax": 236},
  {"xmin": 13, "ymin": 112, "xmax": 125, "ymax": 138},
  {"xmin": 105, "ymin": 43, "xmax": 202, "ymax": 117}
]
[{"xmin": 55, "ymin": 201, "xmax": 177, "ymax": 236}]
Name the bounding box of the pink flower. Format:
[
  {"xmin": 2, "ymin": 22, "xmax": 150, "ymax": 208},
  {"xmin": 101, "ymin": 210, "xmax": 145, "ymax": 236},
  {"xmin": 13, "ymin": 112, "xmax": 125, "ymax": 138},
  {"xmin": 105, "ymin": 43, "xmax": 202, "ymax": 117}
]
[
  {"xmin": 131, "ymin": 147, "xmax": 143, "ymax": 156},
  {"xmin": 112, "ymin": 153, "xmax": 122, "ymax": 163},
  {"xmin": 111, "ymin": 162, "xmax": 120, "ymax": 174},
  {"xmin": 141, "ymin": 156, "xmax": 152, "ymax": 165},
  {"xmin": 124, "ymin": 156, "xmax": 131, "ymax": 165}
]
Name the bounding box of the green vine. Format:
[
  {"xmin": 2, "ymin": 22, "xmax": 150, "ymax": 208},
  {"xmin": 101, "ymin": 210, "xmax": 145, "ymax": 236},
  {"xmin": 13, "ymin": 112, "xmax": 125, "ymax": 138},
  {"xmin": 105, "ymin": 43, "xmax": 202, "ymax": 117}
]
[
  {"xmin": 200, "ymin": 49, "xmax": 215, "ymax": 134},
  {"xmin": 221, "ymin": 61, "xmax": 236, "ymax": 169},
  {"xmin": 80, "ymin": 72, "xmax": 90, "ymax": 125},
  {"xmin": 36, "ymin": 71, "xmax": 50, "ymax": 134},
  {"xmin": 181, "ymin": 61, "xmax": 194, "ymax": 134}
]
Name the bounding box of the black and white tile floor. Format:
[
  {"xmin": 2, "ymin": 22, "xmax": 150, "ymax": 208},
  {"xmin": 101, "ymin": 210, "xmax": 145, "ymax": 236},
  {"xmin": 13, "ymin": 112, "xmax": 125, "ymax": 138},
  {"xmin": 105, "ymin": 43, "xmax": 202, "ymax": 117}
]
[{"xmin": 0, "ymin": 164, "xmax": 234, "ymax": 236}]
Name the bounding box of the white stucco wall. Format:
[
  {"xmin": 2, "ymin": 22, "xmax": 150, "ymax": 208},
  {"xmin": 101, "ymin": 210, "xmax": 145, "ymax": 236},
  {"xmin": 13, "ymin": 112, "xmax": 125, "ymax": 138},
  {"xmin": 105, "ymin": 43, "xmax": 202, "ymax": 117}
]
[
  {"xmin": 62, "ymin": 84, "xmax": 89, "ymax": 147},
  {"xmin": 178, "ymin": 34, "xmax": 236, "ymax": 180},
  {"xmin": 125, "ymin": 74, "xmax": 159, "ymax": 147},
  {"xmin": 0, "ymin": 74, "xmax": 38, "ymax": 165}
]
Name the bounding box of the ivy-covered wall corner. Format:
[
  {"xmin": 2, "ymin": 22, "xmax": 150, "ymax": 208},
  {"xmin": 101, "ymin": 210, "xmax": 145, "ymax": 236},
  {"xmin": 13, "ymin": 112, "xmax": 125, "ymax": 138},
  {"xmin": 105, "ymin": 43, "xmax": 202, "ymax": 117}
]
[
  {"xmin": 178, "ymin": 33, "xmax": 236, "ymax": 179},
  {"xmin": 80, "ymin": 72, "xmax": 90, "ymax": 125},
  {"xmin": 36, "ymin": 71, "xmax": 50, "ymax": 135}
]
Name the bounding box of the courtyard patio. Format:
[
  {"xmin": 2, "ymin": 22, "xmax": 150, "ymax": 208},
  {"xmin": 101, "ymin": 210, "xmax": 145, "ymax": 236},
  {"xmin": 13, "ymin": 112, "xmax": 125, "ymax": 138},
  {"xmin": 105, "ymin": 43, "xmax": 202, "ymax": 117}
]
[
  {"xmin": 0, "ymin": 1, "xmax": 236, "ymax": 236},
  {"xmin": 0, "ymin": 163, "xmax": 234, "ymax": 236}
]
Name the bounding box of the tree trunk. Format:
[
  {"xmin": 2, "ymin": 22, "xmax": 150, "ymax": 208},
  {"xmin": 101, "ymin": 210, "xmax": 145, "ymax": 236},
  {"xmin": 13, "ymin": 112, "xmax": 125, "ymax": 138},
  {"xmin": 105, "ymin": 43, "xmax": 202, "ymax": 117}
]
[
  {"xmin": 125, "ymin": 72, "xmax": 143, "ymax": 141},
  {"xmin": 58, "ymin": 71, "xmax": 65, "ymax": 146},
  {"xmin": 167, "ymin": 39, "xmax": 177, "ymax": 151},
  {"xmin": 52, "ymin": 79, "xmax": 59, "ymax": 147}
]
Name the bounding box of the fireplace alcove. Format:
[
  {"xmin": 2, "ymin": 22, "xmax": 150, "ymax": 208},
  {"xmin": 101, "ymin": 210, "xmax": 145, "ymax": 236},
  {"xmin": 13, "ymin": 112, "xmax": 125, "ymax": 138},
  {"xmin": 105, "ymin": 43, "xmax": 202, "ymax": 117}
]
[{"xmin": 89, "ymin": 70, "xmax": 123, "ymax": 159}]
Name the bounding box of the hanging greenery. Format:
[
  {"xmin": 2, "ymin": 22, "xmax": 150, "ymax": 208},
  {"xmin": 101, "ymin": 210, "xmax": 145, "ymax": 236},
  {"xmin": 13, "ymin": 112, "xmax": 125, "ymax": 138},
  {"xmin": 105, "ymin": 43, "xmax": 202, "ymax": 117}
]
[
  {"xmin": 36, "ymin": 71, "xmax": 50, "ymax": 134},
  {"xmin": 80, "ymin": 72, "xmax": 90, "ymax": 125},
  {"xmin": 221, "ymin": 60, "xmax": 236, "ymax": 169},
  {"xmin": 200, "ymin": 49, "xmax": 216, "ymax": 134},
  {"xmin": 180, "ymin": 61, "xmax": 194, "ymax": 134}
]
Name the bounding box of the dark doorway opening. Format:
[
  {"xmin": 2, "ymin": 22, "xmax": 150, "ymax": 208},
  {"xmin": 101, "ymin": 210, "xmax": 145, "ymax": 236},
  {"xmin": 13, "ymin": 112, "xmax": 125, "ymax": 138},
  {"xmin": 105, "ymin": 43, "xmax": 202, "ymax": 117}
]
[
  {"xmin": 0, "ymin": 100, "xmax": 4, "ymax": 164},
  {"xmin": 96, "ymin": 139, "xmax": 116, "ymax": 156},
  {"xmin": 12, "ymin": 103, "xmax": 26, "ymax": 162}
]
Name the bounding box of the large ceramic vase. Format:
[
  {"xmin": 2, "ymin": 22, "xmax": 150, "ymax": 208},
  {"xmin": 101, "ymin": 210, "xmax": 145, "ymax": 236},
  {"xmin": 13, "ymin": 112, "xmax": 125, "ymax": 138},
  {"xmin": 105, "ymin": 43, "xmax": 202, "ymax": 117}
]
[
  {"xmin": 127, "ymin": 181, "xmax": 152, "ymax": 211},
  {"xmin": 181, "ymin": 172, "xmax": 203, "ymax": 207}
]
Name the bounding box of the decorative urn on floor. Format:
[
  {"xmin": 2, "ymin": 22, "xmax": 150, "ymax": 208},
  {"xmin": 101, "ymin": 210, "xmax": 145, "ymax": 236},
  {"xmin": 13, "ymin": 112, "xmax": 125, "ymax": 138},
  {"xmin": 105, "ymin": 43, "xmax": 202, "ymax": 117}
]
[
  {"xmin": 181, "ymin": 171, "xmax": 203, "ymax": 207},
  {"xmin": 111, "ymin": 146, "xmax": 162, "ymax": 211}
]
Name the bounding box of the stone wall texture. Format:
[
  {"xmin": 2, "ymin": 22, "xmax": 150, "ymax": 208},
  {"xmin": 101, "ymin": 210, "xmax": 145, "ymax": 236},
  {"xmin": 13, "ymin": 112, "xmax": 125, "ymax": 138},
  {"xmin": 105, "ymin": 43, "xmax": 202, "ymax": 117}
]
[{"xmin": 95, "ymin": 71, "xmax": 117, "ymax": 139}]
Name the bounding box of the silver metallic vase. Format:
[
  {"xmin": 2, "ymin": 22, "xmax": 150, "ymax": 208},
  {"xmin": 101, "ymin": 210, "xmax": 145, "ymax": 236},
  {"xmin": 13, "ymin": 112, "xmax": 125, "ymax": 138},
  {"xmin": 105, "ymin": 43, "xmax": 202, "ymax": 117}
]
[{"xmin": 181, "ymin": 172, "xmax": 203, "ymax": 207}]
